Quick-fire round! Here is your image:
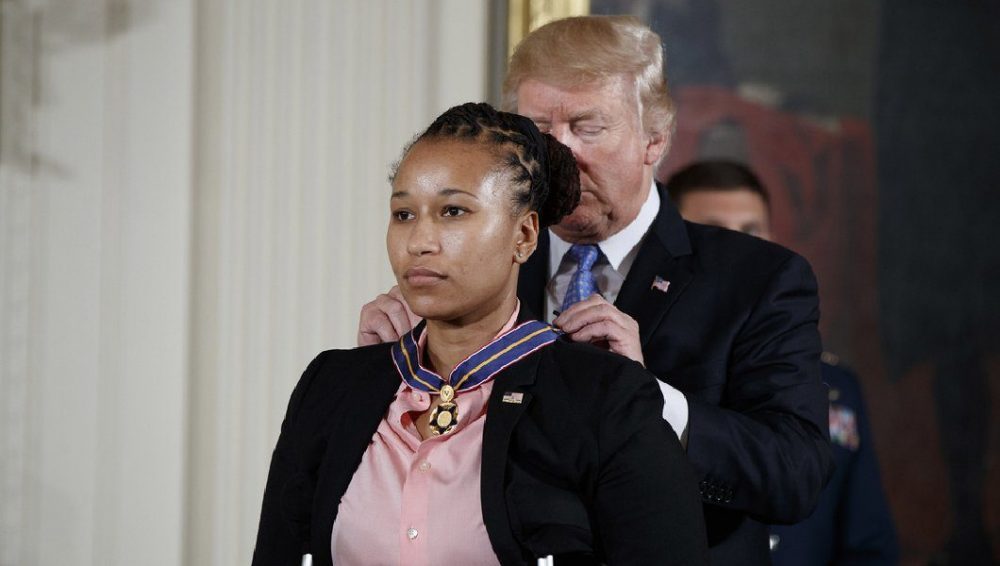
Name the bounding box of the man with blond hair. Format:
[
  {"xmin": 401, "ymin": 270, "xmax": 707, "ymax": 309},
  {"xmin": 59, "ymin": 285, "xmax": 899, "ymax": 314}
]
[{"xmin": 358, "ymin": 16, "xmax": 832, "ymax": 564}]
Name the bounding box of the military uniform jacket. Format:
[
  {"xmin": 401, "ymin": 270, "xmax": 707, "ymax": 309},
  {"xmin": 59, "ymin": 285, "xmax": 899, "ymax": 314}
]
[{"xmin": 770, "ymin": 360, "xmax": 899, "ymax": 565}]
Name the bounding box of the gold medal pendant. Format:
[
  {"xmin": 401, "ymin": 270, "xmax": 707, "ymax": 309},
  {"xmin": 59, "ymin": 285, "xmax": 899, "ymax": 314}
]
[{"xmin": 429, "ymin": 384, "xmax": 459, "ymax": 436}]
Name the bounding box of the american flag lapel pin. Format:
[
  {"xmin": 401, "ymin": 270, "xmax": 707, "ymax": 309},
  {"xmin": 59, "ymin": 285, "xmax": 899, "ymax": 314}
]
[
  {"xmin": 502, "ymin": 391, "xmax": 524, "ymax": 404},
  {"xmin": 651, "ymin": 275, "xmax": 671, "ymax": 293}
]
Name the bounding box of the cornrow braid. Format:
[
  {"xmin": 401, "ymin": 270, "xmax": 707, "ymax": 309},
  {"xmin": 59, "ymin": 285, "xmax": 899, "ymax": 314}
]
[{"xmin": 406, "ymin": 102, "xmax": 580, "ymax": 228}]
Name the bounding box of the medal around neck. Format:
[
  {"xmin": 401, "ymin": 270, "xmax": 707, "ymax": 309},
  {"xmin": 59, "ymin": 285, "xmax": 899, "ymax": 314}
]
[
  {"xmin": 391, "ymin": 319, "xmax": 560, "ymax": 436},
  {"xmin": 429, "ymin": 385, "xmax": 458, "ymax": 435}
]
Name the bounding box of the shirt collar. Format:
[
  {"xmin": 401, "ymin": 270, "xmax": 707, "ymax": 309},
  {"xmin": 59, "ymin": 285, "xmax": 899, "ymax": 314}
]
[{"xmin": 548, "ymin": 180, "xmax": 660, "ymax": 271}]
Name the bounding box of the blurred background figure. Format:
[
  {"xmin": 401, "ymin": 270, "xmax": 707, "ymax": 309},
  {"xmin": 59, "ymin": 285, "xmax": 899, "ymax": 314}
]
[{"xmin": 666, "ymin": 160, "xmax": 900, "ymax": 565}]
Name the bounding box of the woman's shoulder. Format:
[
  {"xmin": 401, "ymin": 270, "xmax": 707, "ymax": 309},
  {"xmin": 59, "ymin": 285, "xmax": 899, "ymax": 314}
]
[
  {"xmin": 282, "ymin": 343, "xmax": 399, "ymax": 425},
  {"xmin": 310, "ymin": 342, "xmax": 395, "ymax": 374},
  {"xmin": 291, "ymin": 343, "xmax": 397, "ymax": 399}
]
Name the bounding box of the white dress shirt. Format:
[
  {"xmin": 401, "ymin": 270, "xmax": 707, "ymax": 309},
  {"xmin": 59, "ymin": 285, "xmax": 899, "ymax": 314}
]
[{"xmin": 545, "ymin": 182, "xmax": 689, "ymax": 444}]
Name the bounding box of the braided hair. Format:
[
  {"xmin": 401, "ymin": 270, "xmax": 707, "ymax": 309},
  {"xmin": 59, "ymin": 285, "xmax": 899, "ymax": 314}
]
[{"xmin": 396, "ymin": 102, "xmax": 580, "ymax": 228}]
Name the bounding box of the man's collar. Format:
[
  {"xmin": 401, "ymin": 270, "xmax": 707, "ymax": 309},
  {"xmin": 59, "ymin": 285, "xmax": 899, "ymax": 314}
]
[
  {"xmin": 548, "ymin": 180, "xmax": 660, "ymax": 270},
  {"xmin": 598, "ymin": 180, "xmax": 660, "ymax": 270}
]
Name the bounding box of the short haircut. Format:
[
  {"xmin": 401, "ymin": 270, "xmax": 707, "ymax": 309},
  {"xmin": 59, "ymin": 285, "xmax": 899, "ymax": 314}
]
[
  {"xmin": 502, "ymin": 16, "xmax": 674, "ymax": 142},
  {"xmin": 665, "ymin": 160, "xmax": 770, "ymax": 209}
]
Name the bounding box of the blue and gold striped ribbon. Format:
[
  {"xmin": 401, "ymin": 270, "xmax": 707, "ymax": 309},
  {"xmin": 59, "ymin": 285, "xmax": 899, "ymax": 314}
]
[{"xmin": 391, "ymin": 319, "xmax": 559, "ymax": 394}]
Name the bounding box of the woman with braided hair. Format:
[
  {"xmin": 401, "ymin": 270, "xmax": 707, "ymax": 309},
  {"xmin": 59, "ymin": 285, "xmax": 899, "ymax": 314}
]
[{"xmin": 252, "ymin": 103, "xmax": 707, "ymax": 566}]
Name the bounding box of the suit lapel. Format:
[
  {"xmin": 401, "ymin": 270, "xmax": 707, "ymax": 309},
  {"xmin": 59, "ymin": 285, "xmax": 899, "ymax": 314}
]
[
  {"xmin": 614, "ymin": 239, "xmax": 695, "ymax": 348},
  {"xmin": 614, "ymin": 185, "xmax": 695, "ymax": 347},
  {"xmin": 481, "ymin": 341, "xmax": 541, "ymax": 566},
  {"xmin": 312, "ymin": 352, "xmax": 400, "ymax": 566}
]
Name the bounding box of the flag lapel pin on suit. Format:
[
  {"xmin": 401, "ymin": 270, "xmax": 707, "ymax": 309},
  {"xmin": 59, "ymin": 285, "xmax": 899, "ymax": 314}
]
[
  {"xmin": 502, "ymin": 391, "xmax": 524, "ymax": 404},
  {"xmin": 651, "ymin": 275, "xmax": 671, "ymax": 293}
]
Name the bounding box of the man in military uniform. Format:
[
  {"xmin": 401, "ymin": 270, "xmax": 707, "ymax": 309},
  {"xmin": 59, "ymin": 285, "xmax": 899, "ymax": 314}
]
[{"xmin": 665, "ymin": 159, "xmax": 899, "ymax": 565}]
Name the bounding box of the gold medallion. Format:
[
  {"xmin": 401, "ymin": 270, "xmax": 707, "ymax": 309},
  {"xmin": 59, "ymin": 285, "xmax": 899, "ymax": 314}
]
[
  {"xmin": 435, "ymin": 407, "xmax": 453, "ymax": 428},
  {"xmin": 429, "ymin": 401, "xmax": 459, "ymax": 436}
]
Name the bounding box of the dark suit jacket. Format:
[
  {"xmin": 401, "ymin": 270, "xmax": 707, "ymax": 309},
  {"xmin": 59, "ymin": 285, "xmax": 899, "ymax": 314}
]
[
  {"xmin": 518, "ymin": 185, "xmax": 833, "ymax": 564},
  {"xmin": 252, "ymin": 318, "xmax": 709, "ymax": 566},
  {"xmin": 770, "ymin": 361, "xmax": 899, "ymax": 565}
]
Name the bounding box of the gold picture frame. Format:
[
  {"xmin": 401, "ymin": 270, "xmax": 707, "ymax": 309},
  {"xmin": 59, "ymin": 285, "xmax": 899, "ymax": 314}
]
[
  {"xmin": 488, "ymin": 0, "xmax": 590, "ymax": 104},
  {"xmin": 507, "ymin": 0, "xmax": 591, "ymax": 60}
]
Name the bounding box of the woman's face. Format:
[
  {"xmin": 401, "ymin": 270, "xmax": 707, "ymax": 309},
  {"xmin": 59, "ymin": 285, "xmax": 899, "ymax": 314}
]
[{"xmin": 388, "ymin": 138, "xmax": 537, "ymax": 323}]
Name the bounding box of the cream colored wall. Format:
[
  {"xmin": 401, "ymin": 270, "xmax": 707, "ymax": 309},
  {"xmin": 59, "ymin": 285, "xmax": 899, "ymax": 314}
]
[
  {"xmin": 0, "ymin": 1, "xmax": 488, "ymax": 565},
  {"xmin": 0, "ymin": 1, "xmax": 194, "ymax": 565}
]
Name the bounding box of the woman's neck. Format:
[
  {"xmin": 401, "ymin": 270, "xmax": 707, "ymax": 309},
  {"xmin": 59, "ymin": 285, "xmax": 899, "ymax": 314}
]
[{"xmin": 423, "ymin": 293, "xmax": 518, "ymax": 380}]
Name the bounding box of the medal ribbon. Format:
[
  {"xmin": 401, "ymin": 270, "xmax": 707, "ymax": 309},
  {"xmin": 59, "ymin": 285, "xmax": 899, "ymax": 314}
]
[{"xmin": 391, "ymin": 319, "xmax": 559, "ymax": 394}]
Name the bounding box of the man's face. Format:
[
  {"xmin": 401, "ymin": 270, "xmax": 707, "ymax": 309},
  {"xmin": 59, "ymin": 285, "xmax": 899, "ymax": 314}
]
[
  {"xmin": 517, "ymin": 76, "xmax": 667, "ymax": 243},
  {"xmin": 675, "ymin": 187, "xmax": 772, "ymax": 241}
]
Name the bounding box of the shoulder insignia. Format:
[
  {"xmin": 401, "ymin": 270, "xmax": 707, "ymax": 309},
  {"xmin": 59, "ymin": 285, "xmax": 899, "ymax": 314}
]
[{"xmin": 829, "ymin": 404, "xmax": 860, "ymax": 450}]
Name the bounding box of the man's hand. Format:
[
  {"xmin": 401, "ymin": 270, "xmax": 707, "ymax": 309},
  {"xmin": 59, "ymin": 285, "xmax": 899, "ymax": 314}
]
[
  {"xmin": 357, "ymin": 286, "xmax": 421, "ymax": 346},
  {"xmin": 553, "ymin": 294, "xmax": 645, "ymax": 366}
]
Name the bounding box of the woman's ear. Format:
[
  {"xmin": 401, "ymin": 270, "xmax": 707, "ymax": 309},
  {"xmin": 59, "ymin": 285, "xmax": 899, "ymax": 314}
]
[{"xmin": 514, "ymin": 211, "xmax": 540, "ymax": 264}]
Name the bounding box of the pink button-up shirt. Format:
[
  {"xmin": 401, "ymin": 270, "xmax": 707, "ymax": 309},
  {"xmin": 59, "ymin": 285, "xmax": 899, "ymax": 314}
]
[{"xmin": 330, "ymin": 308, "xmax": 520, "ymax": 566}]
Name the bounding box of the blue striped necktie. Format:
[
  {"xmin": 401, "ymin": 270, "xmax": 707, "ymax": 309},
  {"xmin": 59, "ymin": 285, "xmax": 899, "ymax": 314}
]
[{"xmin": 561, "ymin": 244, "xmax": 601, "ymax": 311}]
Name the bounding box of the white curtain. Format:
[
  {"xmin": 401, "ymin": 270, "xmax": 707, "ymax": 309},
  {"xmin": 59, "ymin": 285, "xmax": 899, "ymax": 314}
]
[{"xmin": 0, "ymin": 1, "xmax": 487, "ymax": 565}]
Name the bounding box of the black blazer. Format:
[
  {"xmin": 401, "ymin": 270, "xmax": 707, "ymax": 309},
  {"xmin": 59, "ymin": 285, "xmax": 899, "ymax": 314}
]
[
  {"xmin": 518, "ymin": 185, "xmax": 833, "ymax": 564},
  {"xmin": 252, "ymin": 317, "xmax": 709, "ymax": 565}
]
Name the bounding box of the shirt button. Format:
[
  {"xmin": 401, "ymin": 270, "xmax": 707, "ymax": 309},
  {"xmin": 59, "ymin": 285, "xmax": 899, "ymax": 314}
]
[
  {"xmin": 418, "ymin": 461, "xmax": 431, "ymax": 472},
  {"xmin": 406, "ymin": 527, "xmax": 418, "ymax": 540}
]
